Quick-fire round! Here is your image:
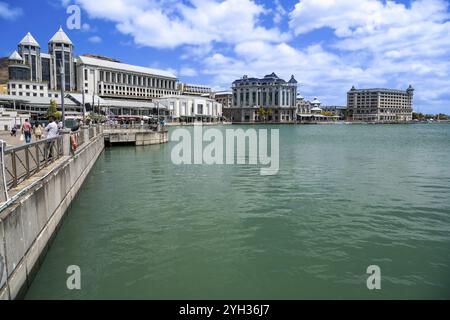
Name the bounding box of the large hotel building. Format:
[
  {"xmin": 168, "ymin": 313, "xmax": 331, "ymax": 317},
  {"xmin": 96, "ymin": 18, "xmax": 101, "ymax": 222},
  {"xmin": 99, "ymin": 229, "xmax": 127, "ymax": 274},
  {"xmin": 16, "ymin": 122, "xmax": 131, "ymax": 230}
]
[
  {"xmin": 1, "ymin": 28, "xmax": 222, "ymax": 122},
  {"xmin": 347, "ymin": 86, "xmax": 414, "ymax": 123},
  {"xmin": 226, "ymin": 73, "xmax": 298, "ymax": 123}
]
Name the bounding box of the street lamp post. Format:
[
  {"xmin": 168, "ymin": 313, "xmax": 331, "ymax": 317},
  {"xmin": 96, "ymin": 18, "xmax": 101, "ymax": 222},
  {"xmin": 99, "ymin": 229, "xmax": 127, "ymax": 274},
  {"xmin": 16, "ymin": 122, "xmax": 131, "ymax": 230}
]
[
  {"xmin": 59, "ymin": 63, "xmax": 66, "ymax": 128},
  {"xmin": 82, "ymin": 88, "xmax": 86, "ymax": 122}
]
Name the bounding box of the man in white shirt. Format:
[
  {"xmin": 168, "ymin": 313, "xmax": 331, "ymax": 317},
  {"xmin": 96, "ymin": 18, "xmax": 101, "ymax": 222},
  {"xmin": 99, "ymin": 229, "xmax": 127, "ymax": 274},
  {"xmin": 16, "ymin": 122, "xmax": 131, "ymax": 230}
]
[
  {"xmin": 45, "ymin": 116, "xmax": 59, "ymax": 159},
  {"xmin": 45, "ymin": 117, "xmax": 59, "ymax": 139}
]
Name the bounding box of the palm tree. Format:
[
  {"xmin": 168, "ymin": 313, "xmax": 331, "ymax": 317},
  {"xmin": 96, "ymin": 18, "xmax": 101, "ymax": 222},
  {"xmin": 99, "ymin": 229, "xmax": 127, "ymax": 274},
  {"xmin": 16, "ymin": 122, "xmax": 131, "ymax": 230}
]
[
  {"xmin": 257, "ymin": 107, "xmax": 267, "ymax": 123},
  {"xmin": 267, "ymin": 108, "xmax": 273, "ymax": 122}
]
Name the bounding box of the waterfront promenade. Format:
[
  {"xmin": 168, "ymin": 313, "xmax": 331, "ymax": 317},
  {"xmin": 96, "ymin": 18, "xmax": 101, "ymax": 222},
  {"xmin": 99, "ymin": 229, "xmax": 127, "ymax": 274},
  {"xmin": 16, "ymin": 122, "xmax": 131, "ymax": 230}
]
[
  {"xmin": 0, "ymin": 124, "xmax": 168, "ymax": 299},
  {"xmin": 0, "ymin": 125, "xmax": 105, "ymax": 299},
  {"xmin": 0, "ymin": 132, "xmax": 26, "ymax": 148}
]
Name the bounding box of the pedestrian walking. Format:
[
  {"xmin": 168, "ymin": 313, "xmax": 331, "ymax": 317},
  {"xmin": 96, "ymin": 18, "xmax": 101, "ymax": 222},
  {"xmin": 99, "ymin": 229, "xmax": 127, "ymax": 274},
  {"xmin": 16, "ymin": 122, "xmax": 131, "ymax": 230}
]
[
  {"xmin": 34, "ymin": 124, "xmax": 43, "ymax": 140},
  {"xmin": 21, "ymin": 119, "xmax": 32, "ymax": 143}
]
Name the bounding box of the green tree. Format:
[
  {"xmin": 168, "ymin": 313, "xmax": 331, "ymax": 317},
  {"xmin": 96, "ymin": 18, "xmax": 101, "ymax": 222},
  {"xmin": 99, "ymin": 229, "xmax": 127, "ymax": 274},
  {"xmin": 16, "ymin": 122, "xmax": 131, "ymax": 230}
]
[
  {"xmin": 46, "ymin": 99, "xmax": 58, "ymax": 118},
  {"xmin": 413, "ymin": 112, "xmax": 425, "ymax": 120},
  {"xmin": 267, "ymin": 108, "xmax": 273, "ymax": 121},
  {"xmin": 321, "ymin": 111, "xmax": 334, "ymax": 117},
  {"xmin": 257, "ymin": 107, "xmax": 267, "ymax": 123}
]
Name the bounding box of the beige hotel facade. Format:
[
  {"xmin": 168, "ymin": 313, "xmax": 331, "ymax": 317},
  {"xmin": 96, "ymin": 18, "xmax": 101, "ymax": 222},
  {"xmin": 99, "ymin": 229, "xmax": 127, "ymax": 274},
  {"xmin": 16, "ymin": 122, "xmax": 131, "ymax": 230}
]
[{"xmin": 347, "ymin": 86, "xmax": 414, "ymax": 123}]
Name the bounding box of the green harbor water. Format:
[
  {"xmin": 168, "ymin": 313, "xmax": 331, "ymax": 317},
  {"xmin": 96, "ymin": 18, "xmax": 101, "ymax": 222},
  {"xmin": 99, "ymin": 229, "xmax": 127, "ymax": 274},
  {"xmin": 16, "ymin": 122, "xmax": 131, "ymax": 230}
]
[{"xmin": 26, "ymin": 124, "xmax": 450, "ymax": 299}]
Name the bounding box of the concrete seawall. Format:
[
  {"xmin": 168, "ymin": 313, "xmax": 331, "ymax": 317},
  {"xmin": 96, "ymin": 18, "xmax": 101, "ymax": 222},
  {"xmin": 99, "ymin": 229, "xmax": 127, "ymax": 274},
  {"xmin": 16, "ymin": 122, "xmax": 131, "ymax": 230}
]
[
  {"xmin": 0, "ymin": 133, "xmax": 105, "ymax": 299},
  {"xmin": 104, "ymin": 128, "xmax": 168, "ymax": 146}
]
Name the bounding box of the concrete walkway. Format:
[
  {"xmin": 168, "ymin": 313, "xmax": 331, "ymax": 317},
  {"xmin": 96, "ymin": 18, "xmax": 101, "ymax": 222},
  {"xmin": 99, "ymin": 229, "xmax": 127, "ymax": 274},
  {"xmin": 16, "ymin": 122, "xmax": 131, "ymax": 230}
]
[{"xmin": 0, "ymin": 131, "xmax": 42, "ymax": 148}]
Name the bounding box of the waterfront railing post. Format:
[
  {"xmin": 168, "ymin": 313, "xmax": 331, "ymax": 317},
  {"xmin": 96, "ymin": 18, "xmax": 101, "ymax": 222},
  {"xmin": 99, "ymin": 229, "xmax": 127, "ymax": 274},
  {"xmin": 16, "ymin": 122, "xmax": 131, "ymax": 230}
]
[
  {"xmin": 82, "ymin": 125, "xmax": 89, "ymax": 145},
  {"xmin": 60, "ymin": 129, "xmax": 72, "ymax": 156}
]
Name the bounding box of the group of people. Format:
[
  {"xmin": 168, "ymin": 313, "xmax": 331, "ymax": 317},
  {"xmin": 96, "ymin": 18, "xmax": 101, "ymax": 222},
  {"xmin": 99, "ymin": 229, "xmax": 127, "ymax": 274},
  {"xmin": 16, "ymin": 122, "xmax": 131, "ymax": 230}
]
[{"xmin": 11, "ymin": 117, "xmax": 65, "ymax": 144}]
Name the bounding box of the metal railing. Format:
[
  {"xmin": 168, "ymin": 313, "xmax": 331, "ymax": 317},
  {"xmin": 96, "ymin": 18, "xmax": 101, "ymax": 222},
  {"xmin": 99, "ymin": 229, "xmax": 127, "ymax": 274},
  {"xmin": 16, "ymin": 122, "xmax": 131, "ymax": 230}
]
[
  {"xmin": 103, "ymin": 123, "xmax": 161, "ymax": 131},
  {"xmin": 3, "ymin": 136, "xmax": 63, "ymax": 190},
  {"xmin": 88, "ymin": 127, "xmax": 95, "ymax": 140}
]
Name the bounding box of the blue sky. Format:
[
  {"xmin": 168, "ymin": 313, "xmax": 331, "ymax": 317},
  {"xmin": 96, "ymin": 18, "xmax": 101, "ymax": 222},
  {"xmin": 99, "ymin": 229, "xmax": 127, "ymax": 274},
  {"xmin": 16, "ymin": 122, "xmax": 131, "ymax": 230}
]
[{"xmin": 1, "ymin": 0, "xmax": 450, "ymax": 114}]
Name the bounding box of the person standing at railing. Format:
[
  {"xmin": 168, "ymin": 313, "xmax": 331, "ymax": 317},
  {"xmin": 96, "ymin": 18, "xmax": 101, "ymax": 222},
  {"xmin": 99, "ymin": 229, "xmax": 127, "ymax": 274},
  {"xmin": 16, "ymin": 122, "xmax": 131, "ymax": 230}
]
[
  {"xmin": 21, "ymin": 119, "xmax": 32, "ymax": 144},
  {"xmin": 45, "ymin": 116, "xmax": 59, "ymax": 139},
  {"xmin": 44, "ymin": 116, "xmax": 59, "ymax": 159}
]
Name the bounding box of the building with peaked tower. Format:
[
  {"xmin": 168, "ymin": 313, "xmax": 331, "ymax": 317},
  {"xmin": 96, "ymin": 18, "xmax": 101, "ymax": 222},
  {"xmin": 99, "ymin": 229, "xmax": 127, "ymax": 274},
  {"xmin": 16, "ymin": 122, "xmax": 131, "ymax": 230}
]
[
  {"xmin": 48, "ymin": 27, "xmax": 76, "ymax": 92},
  {"xmin": 7, "ymin": 28, "xmax": 78, "ymax": 100},
  {"xmin": 4, "ymin": 27, "xmax": 182, "ymax": 119},
  {"xmin": 226, "ymin": 72, "xmax": 298, "ymax": 123}
]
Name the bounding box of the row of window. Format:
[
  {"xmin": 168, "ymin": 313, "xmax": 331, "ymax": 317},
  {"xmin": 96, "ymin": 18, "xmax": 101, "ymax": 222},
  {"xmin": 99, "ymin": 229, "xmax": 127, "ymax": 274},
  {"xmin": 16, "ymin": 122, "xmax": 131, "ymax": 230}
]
[
  {"xmin": 9, "ymin": 92, "xmax": 59, "ymax": 98},
  {"xmin": 98, "ymin": 84, "xmax": 177, "ymax": 98},
  {"xmin": 9, "ymin": 83, "xmax": 45, "ymax": 90},
  {"xmin": 86, "ymin": 69, "xmax": 176, "ymax": 90}
]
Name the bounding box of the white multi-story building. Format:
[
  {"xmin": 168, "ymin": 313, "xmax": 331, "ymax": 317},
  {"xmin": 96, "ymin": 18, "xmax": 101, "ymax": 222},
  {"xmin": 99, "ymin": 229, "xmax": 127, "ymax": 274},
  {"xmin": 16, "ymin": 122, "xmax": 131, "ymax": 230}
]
[
  {"xmin": 228, "ymin": 73, "xmax": 298, "ymax": 123},
  {"xmin": 0, "ymin": 107, "xmax": 30, "ymax": 132},
  {"xmin": 156, "ymin": 95, "xmax": 222, "ymax": 123},
  {"xmin": 347, "ymin": 86, "xmax": 414, "ymax": 122},
  {"xmin": 5, "ymin": 28, "xmax": 179, "ymax": 118},
  {"xmin": 178, "ymin": 83, "xmax": 212, "ymax": 97},
  {"xmin": 78, "ymin": 55, "xmax": 178, "ymax": 100},
  {"xmin": 214, "ymin": 91, "xmax": 232, "ymax": 109}
]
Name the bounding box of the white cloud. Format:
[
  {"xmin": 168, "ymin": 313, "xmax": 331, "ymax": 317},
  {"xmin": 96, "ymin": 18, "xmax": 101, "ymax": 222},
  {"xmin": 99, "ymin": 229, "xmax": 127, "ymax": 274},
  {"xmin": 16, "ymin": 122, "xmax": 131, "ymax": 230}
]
[
  {"xmin": 82, "ymin": 23, "xmax": 91, "ymax": 32},
  {"xmin": 88, "ymin": 35, "xmax": 102, "ymax": 43},
  {"xmin": 63, "ymin": 0, "xmax": 450, "ymax": 112},
  {"xmin": 74, "ymin": 0, "xmax": 289, "ymax": 49},
  {"xmin": 0, "ymin": 1, "xmax": 22, "ymax": 20},
  {"xmin": 273, "ymin": 0, "xmax": 287, "ymax": 25},
  {"xmin": 202, "ymin": 41, "xmax": 376, "ymax": 102},
  {"xmin": 287, "ymin": 0, "xmax": 450, "ymax": 110},
  {"xmin": 179, "ymin": 67, "xmax": 198, "ymax": 77}
]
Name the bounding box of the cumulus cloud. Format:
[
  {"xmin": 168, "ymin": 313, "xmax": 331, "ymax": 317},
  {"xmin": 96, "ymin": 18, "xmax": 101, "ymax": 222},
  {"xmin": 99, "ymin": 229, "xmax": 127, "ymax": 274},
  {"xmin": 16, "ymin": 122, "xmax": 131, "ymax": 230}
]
[
  {"xmin": 287, "ymin": 0, "xmax": 450, "ymax": 111},
  {"xmin": 59, "ymin": 0, "xmax": 450, "ymax": 112},
  {"xmin": 0, "ymin": 1, "xmax": 22, "ymax": 20},
  {"xmin": 203, "ymin": 41, "xmax": 377, "ymax": 102},
  {"xmin": 179, "ymin": 67, "xmax": 199, "ymax": 77},
  {"xmin": 273, "ymin": 0, "xmax": 287, "ymax": 25},
  {"xmin": 88, "ymin": 35, "xmax": 102, "ymax": 43},
  {"xmin": 73, "ymin": 0, "xmax": 289, "ymax": 48}
]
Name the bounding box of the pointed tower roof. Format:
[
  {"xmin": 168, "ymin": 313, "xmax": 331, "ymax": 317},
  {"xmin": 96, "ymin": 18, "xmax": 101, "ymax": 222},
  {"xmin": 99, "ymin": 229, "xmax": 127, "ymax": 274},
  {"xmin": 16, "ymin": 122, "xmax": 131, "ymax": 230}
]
[
  {"xmin": 311, "ymin": 97, "xmax": 321, "ymax": 105},
  {"xmin": 19, "ymin": 32, "xmax": 40, "ymax": 47},
  {"xmin": 289, "ymin": 75, "xmax": 297, "ymax": 84},
  {"xmin": 49, "ymin": 27, "xmax": 73, "ymax": 45},
  {"xmin": 9, "ymin": 51, "xmax": 23, "ymax": 61},
  {"xmin": 264, "ymin": 72, "xmax": 279, "ymax": 79}
]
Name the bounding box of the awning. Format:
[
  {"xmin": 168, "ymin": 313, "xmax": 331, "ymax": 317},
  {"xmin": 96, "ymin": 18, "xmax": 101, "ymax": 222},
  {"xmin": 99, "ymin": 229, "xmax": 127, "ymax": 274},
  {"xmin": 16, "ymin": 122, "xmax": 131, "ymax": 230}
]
[{"xmin": 66, "ymin": 93, "xmax": 106, "ymax": 106}]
